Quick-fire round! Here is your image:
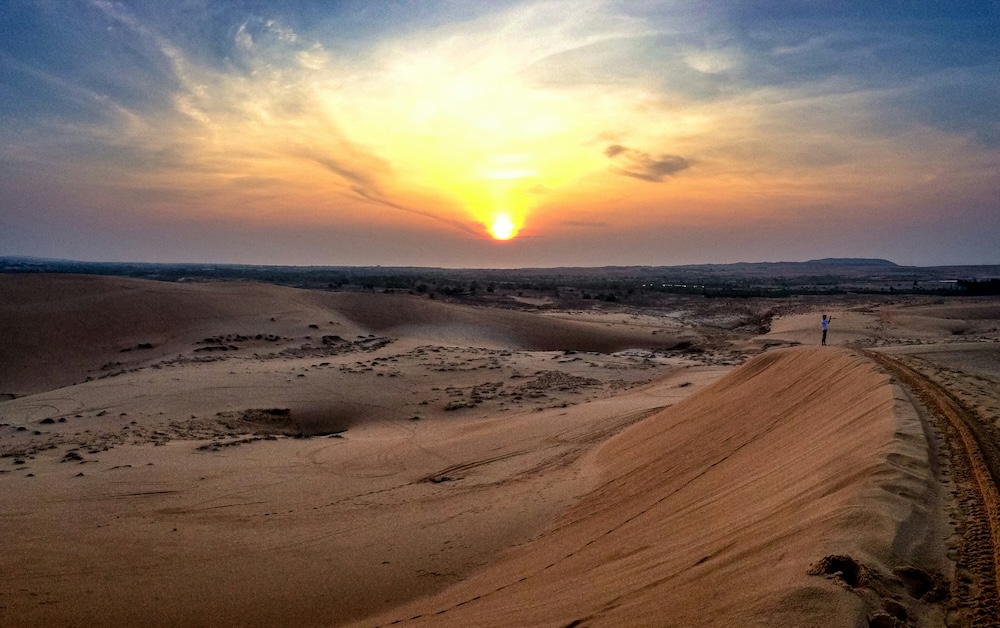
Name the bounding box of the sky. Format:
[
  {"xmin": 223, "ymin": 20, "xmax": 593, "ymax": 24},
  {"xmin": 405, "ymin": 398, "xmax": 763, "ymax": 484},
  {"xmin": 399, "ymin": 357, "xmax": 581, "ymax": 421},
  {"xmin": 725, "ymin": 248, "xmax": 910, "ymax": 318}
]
[{"xmin": 1, "ymin": 1, "xmax": 999, "ymax": 267}]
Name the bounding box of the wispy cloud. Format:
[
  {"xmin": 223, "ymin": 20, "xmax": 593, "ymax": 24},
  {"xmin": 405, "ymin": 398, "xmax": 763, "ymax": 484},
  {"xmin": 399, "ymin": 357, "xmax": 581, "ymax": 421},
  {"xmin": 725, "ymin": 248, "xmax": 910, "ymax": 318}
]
[
  {"xmin": 604, "ymin": 145, "xmax": 690, "ymax": 182},
  {"xmin": 303, "ymin": 150, "xmax": 478, "ymax": 234}
]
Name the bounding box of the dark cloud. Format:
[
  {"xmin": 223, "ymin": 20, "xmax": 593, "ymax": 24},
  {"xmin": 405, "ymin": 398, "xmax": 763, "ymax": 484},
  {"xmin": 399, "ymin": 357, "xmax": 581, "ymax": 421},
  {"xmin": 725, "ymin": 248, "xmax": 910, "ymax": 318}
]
[{"xmin": 605, "ymin": 145, "xmax": 690, "ymax": 182}]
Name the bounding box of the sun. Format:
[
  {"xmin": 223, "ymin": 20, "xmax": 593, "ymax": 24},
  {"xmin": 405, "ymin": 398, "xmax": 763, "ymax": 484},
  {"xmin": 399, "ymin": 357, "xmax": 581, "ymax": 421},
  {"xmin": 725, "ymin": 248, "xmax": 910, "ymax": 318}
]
[{"xmin": 488, "ymin": 214, "xmax": 517, "ymax": 241}]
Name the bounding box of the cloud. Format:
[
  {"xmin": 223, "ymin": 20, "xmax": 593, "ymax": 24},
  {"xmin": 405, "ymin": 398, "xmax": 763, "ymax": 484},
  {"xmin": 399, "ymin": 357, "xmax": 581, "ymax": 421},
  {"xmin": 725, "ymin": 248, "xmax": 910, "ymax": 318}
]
[
  {"xmin": 604, "ymin": 145, "xmax": 690, "ymax": 182},
  {"xmin": 562, "ymin": 220, "xmax": 610, "ymax": 228},
  {"xmin": 302, "ymin": 150, "xmax": 477, "ymax": 235}
]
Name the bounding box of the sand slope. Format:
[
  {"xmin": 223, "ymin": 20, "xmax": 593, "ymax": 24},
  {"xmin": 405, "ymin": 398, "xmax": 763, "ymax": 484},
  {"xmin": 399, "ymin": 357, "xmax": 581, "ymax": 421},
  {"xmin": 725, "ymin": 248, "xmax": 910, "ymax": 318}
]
[
  {"xmin": 0, "ymin": 274, "xmax": 711, "ymax": 627},
  {"xmin": 0, "ymin": 365, "xmax": 725, "ymax": 628},
  {"xmin": 354, "ymin": 347, "xmax": 941, "ymax": 627}
]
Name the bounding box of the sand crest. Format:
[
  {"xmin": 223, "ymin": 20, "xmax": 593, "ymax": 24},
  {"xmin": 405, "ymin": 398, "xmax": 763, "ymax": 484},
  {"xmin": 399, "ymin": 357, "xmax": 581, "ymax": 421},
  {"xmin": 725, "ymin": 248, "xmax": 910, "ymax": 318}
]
[{"xmin": 352, "ymin": 348, "xmax": 945, "ymax": 627}]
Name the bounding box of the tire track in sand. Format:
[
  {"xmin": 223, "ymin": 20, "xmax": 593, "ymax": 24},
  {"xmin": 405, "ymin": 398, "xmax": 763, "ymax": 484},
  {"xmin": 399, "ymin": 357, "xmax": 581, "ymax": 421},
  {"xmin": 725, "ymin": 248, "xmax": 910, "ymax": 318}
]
[{"xmin": 865, "ymin": 350, "xmax": 1000, "ymax": 626}]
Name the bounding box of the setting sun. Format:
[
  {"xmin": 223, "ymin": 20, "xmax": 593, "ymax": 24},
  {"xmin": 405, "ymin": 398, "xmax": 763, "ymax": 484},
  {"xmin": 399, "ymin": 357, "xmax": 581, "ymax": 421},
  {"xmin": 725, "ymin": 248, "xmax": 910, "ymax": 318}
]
[{"xmin": 489, "ymin": 214, "xmax": 517, "ymax": 241}]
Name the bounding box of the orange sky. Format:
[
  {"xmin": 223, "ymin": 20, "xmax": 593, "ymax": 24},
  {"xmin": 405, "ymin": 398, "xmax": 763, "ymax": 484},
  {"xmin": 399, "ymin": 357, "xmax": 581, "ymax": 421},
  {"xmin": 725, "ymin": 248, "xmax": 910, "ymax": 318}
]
[{"xmin": 1, "ymin": 1, "xmax": 998, "ymax": 265}]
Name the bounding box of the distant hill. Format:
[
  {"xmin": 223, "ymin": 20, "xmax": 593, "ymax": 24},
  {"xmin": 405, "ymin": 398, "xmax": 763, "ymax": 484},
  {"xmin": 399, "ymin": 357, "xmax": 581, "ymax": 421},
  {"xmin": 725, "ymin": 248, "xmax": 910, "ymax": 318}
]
[{"xmin": 804, "ymin": 258, "xmax": 898, "ymax": 267}]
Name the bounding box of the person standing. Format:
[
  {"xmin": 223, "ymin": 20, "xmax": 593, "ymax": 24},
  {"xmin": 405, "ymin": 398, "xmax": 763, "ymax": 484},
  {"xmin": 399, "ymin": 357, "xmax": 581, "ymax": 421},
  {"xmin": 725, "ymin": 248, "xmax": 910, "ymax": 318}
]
[{"xmin": 821, "ymin": 314, "xmax": 832, "ymax": 345}]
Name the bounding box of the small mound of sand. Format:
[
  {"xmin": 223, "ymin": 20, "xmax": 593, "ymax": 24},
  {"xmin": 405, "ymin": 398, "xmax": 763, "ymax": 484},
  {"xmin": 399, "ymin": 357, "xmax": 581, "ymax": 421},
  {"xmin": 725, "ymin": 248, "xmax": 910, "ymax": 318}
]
[
  {"xmin": 215, "ymin": 408, "xmax": 293, "ymax": 431},
  {"xmin": 213, "ymin": 406, "xmax": 353, "ymax": 437}
]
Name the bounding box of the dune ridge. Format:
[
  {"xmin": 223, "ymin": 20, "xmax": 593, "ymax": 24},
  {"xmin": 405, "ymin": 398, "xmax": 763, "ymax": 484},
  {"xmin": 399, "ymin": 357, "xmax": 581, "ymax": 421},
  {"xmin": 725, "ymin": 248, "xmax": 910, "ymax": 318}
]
[
  {"xmin": 314, "ymin": 291, "xmax": 684, "ymax": 353},
  {"xmin": 353, "ymin": 347, "xmax": 944, "ymax": 627}
]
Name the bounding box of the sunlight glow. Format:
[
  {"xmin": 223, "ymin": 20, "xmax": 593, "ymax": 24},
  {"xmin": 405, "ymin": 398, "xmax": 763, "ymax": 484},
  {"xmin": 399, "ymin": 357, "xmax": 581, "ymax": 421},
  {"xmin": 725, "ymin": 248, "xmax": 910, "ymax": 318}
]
[{"xmin": 489, "ymin": 214, "xmax": 517, "ymax": 240}]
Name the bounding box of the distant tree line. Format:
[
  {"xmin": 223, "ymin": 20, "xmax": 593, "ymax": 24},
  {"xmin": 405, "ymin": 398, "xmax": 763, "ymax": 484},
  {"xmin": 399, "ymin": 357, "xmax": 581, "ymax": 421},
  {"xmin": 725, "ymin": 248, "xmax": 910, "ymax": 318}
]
[
  {"xmin": 958, "ymin": 279, "xmax": 1000, "ymax": 296},
  {"xmin": 1, "ymin": 257, "xmax": 993, "ymax": 299}
]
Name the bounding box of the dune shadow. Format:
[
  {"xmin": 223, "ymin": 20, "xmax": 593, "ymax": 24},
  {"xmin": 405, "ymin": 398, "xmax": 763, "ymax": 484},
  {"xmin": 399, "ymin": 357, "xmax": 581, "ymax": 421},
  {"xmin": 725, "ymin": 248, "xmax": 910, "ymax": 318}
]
[
  {"xmin": 286, "ymin": 403, "xmax": 362, "ymax": 437},
  {"xmin": 217, "ymin": 403, "xmax": 366, "ymax": 437}
]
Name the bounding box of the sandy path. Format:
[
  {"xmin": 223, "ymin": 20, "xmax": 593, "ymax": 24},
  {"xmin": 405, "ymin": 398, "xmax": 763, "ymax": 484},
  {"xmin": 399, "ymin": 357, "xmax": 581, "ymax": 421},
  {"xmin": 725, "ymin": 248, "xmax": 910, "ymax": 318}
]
[{"xmin": 866, "ymin": 350, "xmax": 1000, "ymax": 626}]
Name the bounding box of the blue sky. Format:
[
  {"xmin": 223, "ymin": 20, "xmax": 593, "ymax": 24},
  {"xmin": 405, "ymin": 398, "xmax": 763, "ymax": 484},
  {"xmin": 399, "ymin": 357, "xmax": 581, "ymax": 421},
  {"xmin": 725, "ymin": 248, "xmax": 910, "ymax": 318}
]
[{"xmin": 1, "ymin": 0, "xmax": 998, "ymax": 266}]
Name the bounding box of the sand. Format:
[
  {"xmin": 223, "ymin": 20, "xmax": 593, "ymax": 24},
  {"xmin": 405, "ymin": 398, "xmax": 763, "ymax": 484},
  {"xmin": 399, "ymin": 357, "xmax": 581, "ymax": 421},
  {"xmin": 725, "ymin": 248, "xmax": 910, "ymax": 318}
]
[
  {"xmin": 350, "ymin": 348, "xmax": 946, "ymax": 627},
  {"xmin": 0, "ymin": 274, "xmax": 691, "ymax": 397},
  {"xmin": 3, "ymin": 275, "xmax": 1000, "ymax": 626}
]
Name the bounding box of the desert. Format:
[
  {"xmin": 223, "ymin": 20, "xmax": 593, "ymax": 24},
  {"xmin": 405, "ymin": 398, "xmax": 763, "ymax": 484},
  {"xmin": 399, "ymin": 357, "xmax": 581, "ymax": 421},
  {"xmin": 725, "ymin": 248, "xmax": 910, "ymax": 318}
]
[
  {"xmin": 2, "ymin": 267, "xmax": 999, "ymax": 627},
  {"xmin": 4, "ymin": 2, "xmax": 999, "ymax": 625}
]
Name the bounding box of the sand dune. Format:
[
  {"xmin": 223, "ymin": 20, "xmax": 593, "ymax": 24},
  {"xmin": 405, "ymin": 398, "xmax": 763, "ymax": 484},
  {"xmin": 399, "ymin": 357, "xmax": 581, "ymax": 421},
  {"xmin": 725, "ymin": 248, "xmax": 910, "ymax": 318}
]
[
  {"xmin": 0, "ymin": 358, "xmax": 723, "ymax": 627},
  {"xmin": 0, "ymin": 275, "xmax": 686, "ymax": 396},
  {"xmin": 315, "ymin": 291, "xmax": 686, "ymax": 353},
  {"xmin": 0, "ymin": 275, "xmax": 710, "ymax": 627},
  {"xmin": 5, "ymin": 276, "xmax": 991, "ymax": 626},
  {"xmin": 353, "ymin": 348, "xmax": 945, "ymax": 627},
  {"xmin": 0, "ymin": 274, "xmax": 360, "ymax": 395}
]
